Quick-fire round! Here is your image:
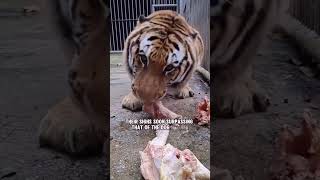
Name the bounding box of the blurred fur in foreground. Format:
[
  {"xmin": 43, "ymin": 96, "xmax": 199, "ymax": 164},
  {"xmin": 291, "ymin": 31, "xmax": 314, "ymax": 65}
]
[{"xmin": 38, "ymin": 0, "xmax": 109, "ymax": 156}]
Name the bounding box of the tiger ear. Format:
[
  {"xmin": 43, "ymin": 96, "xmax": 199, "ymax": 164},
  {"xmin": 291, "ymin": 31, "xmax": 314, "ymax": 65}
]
[
  {"xmin": 191, "ymin": 32, "xmax": 197, "ymax": 39},
  {"xmin": 138, "ymin": 15, "xmax": 147, "ymax": 23}
]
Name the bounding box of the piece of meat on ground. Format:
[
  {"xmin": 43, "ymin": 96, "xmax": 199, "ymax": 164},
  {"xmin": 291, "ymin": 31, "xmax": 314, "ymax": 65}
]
[
  {"xmin": 194, "ymin": 96, "xmax": 210, "ymax": 126},
  {"xmin": 270, "ymin": 110, "xmax": 320, "ymax": 180},
  {"xmin": 139, "ymin": 130, "xmax": 210, "ymax": 180},
  {"xmin": 143, "ymin": 101, "xmax": 182, "ymax": 119}
]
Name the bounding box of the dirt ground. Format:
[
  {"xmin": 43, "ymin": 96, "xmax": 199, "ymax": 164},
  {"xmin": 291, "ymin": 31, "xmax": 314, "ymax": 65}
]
[
  {"xmin": 213, "ymin": 34, "xmax": 320, "ymax": 180},
  {"xmin": 110, "ymin": 54, "xmax": 210, "ymax": 179},
  {"xmin": 0, "ymin": 1, "xmax": 107, "ymax": 179}
]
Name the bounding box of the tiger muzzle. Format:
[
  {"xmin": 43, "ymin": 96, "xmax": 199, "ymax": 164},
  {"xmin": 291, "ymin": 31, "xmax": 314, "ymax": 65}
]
[
  {"xmin": 131, "ymin": 73, "xmax": 168, "ymax": 103},
  {"xmin": 132, "ymin": 83, "xmax": 167, "ymax": 103}
]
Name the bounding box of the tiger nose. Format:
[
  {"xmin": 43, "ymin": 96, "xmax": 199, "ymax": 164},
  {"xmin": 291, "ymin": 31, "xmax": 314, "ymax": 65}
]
[{"xmin": 131, "ymin": 83, "xmax": 136, "ymax": 93}]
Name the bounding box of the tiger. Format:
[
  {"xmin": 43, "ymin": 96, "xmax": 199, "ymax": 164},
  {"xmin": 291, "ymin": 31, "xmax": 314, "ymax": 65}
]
[
  {"xmin": 210, "ymin": 0, "xmax": 288, "ymax": 117},
  {"xmin": 121, "ymin": 10, "xmax": 204, "ymax": 112},
  {"xmin": 38, "ymin": 0, "xmax": 109, "ymax": 155}
]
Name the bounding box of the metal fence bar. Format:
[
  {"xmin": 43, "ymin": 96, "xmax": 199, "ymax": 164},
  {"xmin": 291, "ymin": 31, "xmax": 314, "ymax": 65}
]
[
  {"xmin": 110, "ymin": 0, "xmax": 115, "ymax": 52},
  {"xmin": 110, "ymin": 0, "xmax": 178, "ymax": 52},
  {"xmin": 289, "ymin": 0, "xmax": 320, "ymax": 35}
]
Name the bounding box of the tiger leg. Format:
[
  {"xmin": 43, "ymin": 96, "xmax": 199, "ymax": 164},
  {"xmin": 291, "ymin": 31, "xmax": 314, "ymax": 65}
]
[
  {"xmin": 211, "ymin": 0, "xmax": 286, "ymax": 117},
  {"xmin": 121, "ymin": 91, "xmax": 143, "ymax": 111},
  {"xmin": 214, "ymin": 66, "xmax": 270, "ymax": 118},
  {"xmin": 39, "ymin": 97, "xmax": 105, "ymax": 156},
  {"xmin": 174, "ymin": 83, "xmax": 195, "ymax": 99},
  {"xmin": 38, "ymin": 0, "xmax": 108, "ymax": 155}
]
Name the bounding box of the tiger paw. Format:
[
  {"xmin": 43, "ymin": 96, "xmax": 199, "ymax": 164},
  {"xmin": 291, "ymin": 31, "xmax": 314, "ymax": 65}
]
[
  {"xmin": 38, "ymin": 97, "xmax": 105, "ymax": 156},
  {"xmin": 214, "ymin": 78, "xmax": 270, "ymax": 118},
  {"xmin": 122, "ymin": 92, "xmax": 143, "ymax": 111},
  {"xmin": 175, "ymin": 86, "xmax": 194, "ymax": 99}
]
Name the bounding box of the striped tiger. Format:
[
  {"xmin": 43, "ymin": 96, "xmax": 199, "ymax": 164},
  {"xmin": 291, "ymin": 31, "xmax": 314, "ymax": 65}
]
[
  {"xmin": 121, "ymin": 10, "xmax": 204, "ymax": 111},
  {"xmin": 42, "ymin": 0, "xmax": 109, "ymax": 112},
  {"xmin": 38, "ymin": 0, "xmax": 109, "ymax": 155},
  {"xmin": 211, "ymin": 0, "xmax": 287, "ymax": 117}
]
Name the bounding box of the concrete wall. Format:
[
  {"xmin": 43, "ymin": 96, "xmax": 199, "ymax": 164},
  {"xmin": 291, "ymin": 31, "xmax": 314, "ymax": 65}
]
[{"xmin": 179, "ymin": 0, "xmax": 210, "ymax": 72}]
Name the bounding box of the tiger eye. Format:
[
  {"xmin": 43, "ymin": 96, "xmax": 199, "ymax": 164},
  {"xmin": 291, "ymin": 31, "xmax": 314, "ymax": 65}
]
[
  {"xmin": 164, "ymin": 64, "xmax": 174, "ymax": 72},
  {"xmin": 140, "ymin": 55, "xmax": 148, "ymax": 65}
]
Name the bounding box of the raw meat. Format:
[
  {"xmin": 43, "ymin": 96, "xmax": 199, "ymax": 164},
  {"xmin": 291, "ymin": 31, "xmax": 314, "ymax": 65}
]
[
  {"xmin": 194, "ymin": 96, "xmax": 210, "ymax": 126},
  {"xmin": 140, "ymin": 130, "xmax": 210, "ymax": 180},
  {"xmin": 143, "ymin": 101, "xmax": 182, "ymax": 119},
  {"xmin": 270, "ymin": 110, "xmax": 320, "ymax": 180}
]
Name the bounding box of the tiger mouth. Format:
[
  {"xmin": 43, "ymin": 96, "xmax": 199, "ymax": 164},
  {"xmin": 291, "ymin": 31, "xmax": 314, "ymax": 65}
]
[{"xmin": 133, "ymin": 89, "xmax": 168, "ymax": 103}]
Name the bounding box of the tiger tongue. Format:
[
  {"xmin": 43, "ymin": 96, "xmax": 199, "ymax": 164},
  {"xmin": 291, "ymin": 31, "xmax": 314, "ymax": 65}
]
[{"xmin": 143, "ymin": 101, "xmax": 182, "ymax": 119}]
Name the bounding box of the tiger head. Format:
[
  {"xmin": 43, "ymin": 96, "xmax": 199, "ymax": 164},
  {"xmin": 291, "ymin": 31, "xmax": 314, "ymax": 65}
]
[{"xmin": 124, "ymin": 10, "xmax": 203, "ymax": 103}]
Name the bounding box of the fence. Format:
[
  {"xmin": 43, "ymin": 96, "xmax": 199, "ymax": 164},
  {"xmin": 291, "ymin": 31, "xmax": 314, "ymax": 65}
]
[
  {"xmin": 289, "ymin": 0, "xmax": 320, "ymax": 35},
  {"xmin": 110, "ymin": 0, "xmax": 179, "ymax": 52}
]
